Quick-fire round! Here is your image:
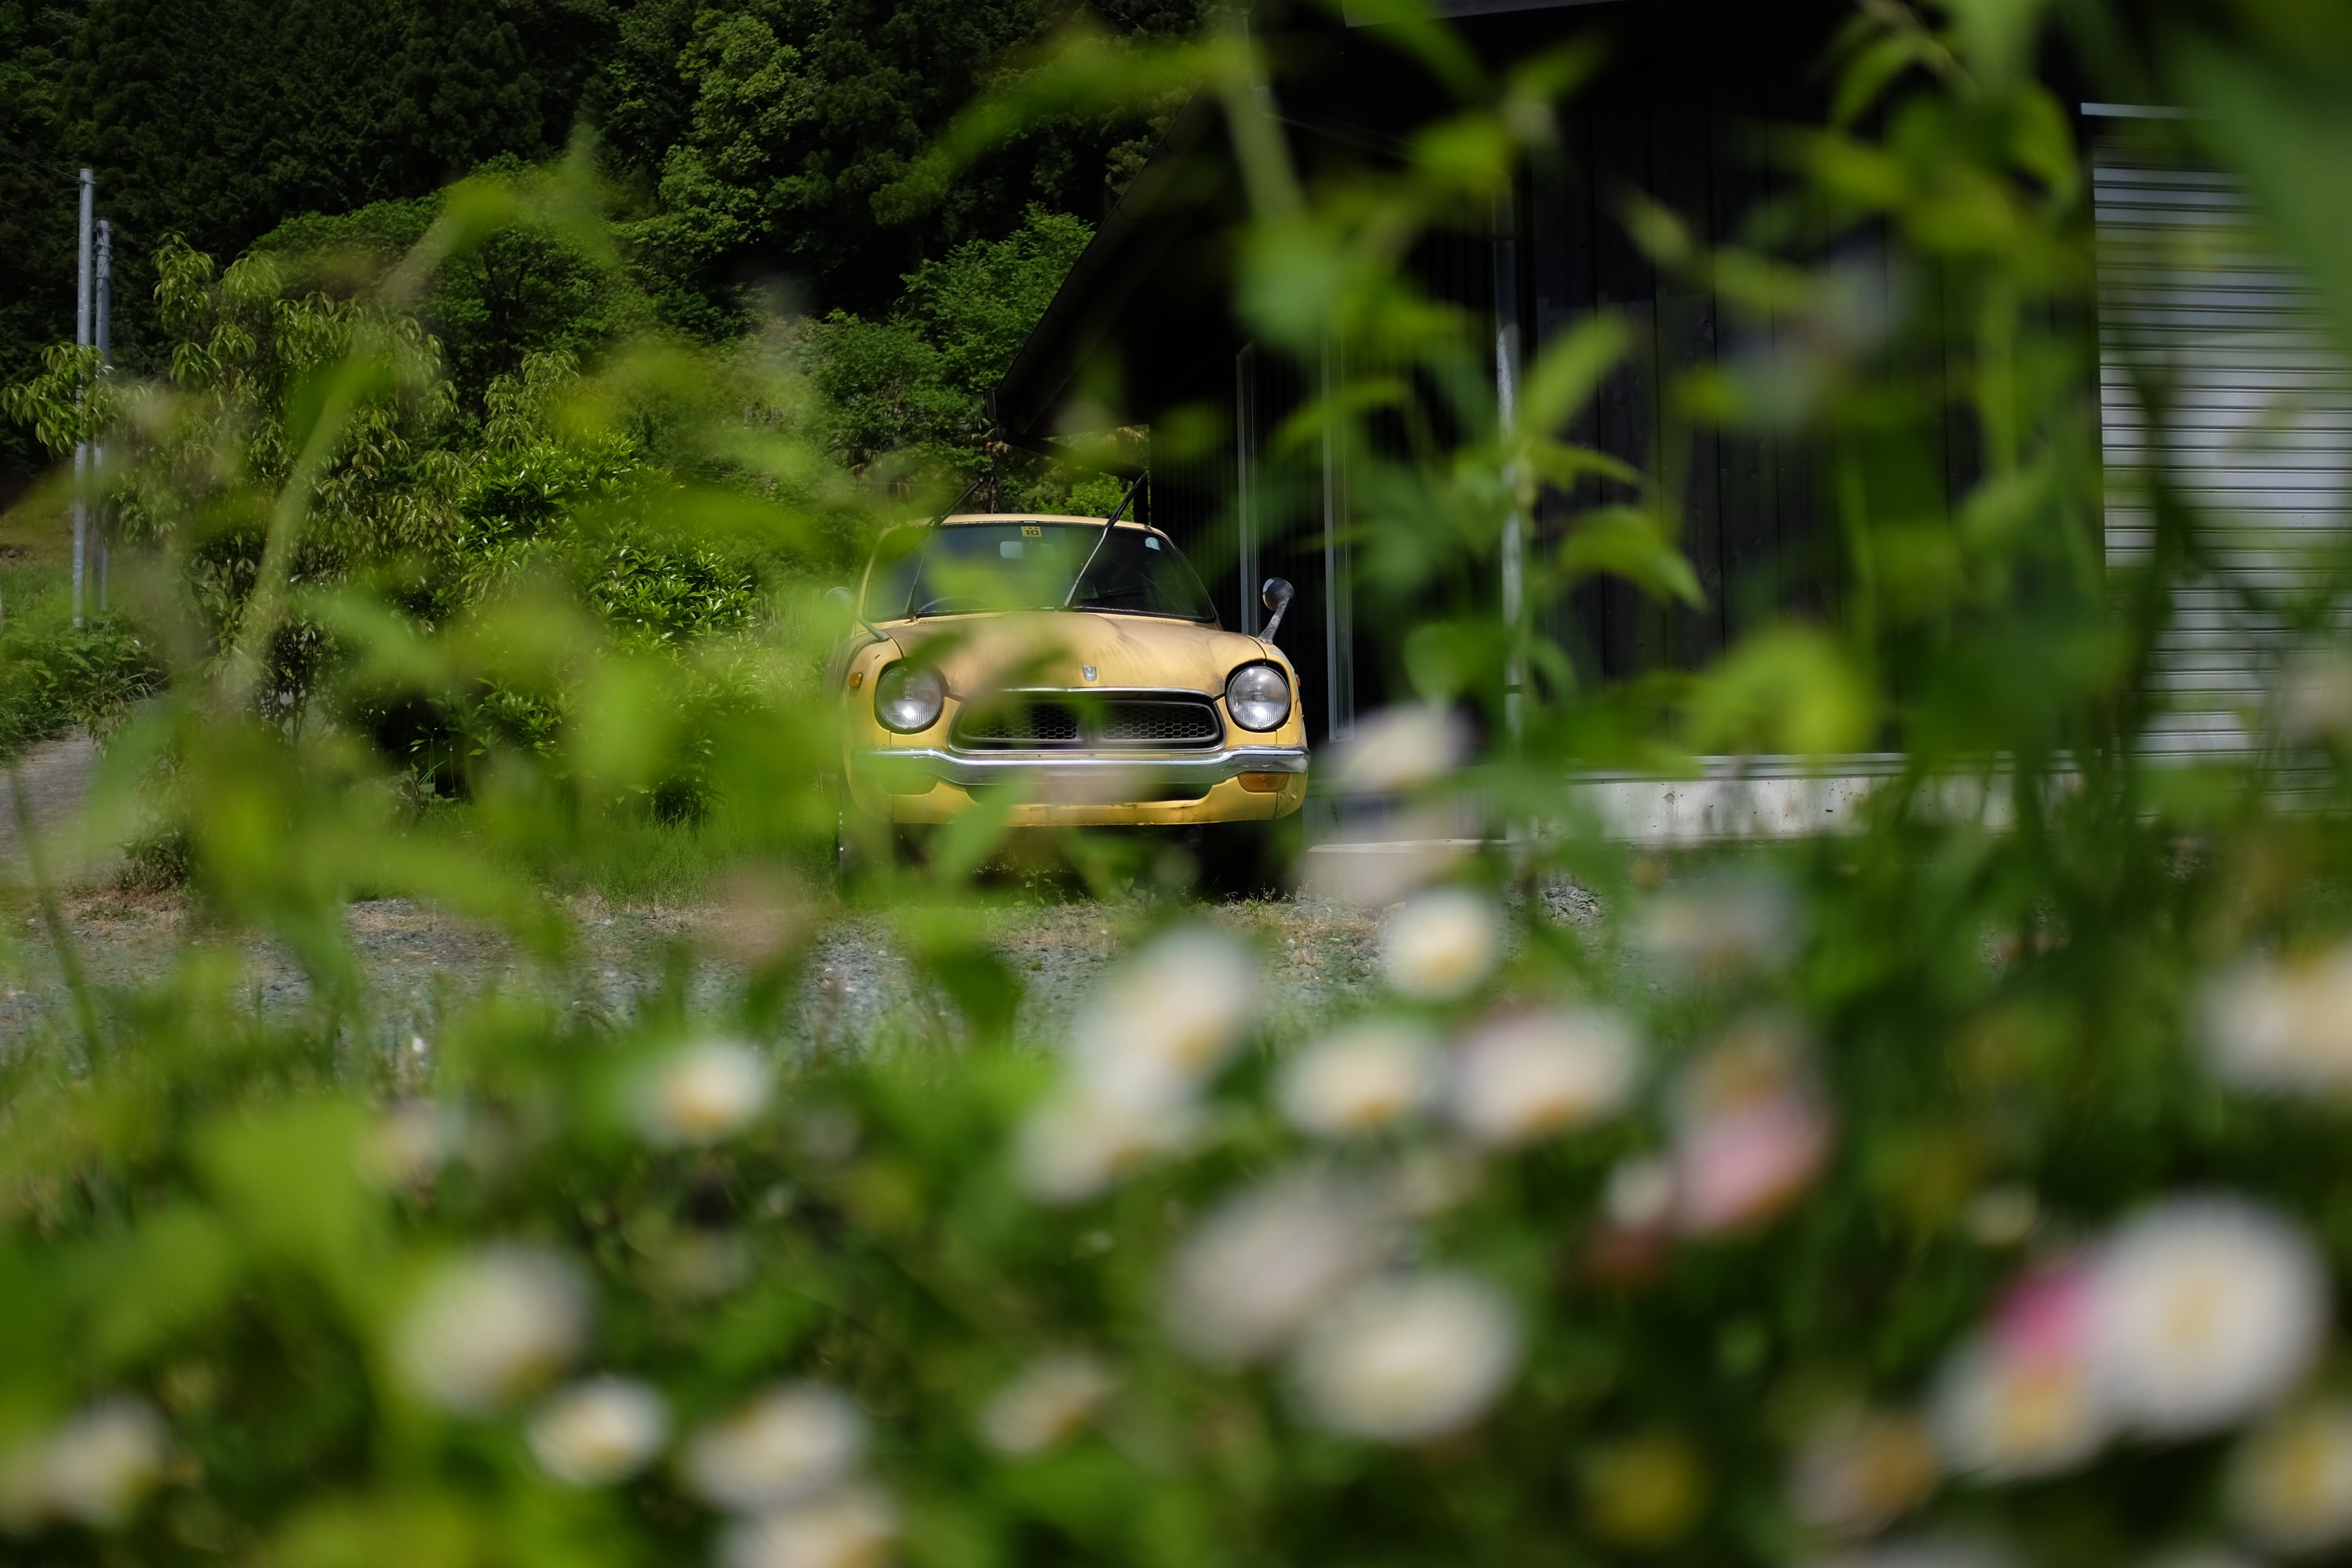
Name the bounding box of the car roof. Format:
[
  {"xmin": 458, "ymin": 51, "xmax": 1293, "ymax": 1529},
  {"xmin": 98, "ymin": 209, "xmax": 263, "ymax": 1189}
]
[{"xmin": 936, "ymin": 512, "xmax": 1156, "ymax": 531}]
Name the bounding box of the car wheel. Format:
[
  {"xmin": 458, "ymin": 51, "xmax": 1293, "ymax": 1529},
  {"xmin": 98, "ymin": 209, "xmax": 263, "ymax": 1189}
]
[
  {"xmin": 833, "ymin": 782, "xmax": 892, "ymax": 889},
  {"xmin": 837, "ymin": 808, "xmax": 929, "ymax": 891}
]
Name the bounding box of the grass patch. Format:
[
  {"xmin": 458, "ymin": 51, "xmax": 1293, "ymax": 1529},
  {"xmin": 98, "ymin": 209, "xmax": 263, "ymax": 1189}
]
[{"xmin": 394, "ymin": 798, "xmax": 823, "ymax": 909}]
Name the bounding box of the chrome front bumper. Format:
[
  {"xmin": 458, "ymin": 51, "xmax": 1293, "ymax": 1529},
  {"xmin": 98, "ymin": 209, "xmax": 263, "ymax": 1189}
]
[{"xmin": 855, "ymin": 744, "xmax": 1309, "ymax": 799}]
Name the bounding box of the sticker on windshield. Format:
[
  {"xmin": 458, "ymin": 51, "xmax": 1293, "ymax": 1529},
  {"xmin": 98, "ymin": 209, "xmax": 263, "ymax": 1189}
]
[
  {"xmin": 999, "ymin": 542, "xmax": 1024, "ymax": 558},
  {"xmin": 1021, "ymin": 525, "xmax": 1042, "ymax": 537},
  {"xmin": 1145, "ymin": 535, "xmax": 1161, "ymax": 550}
]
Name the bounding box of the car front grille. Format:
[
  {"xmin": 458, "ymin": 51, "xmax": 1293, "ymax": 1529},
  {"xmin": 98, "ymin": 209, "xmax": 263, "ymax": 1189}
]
[{"xmin": 953, "ymin": 694, "xmax": 1223, "ymax": 752}]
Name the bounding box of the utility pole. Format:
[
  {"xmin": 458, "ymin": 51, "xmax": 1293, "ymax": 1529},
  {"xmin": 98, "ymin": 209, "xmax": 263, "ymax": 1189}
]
[
  {"xmin": 72, "ymin": 166, "xmax": 93, "ymax": 628},
  {"xmin": 1492, "ymin": 180, "xmax": 1530, "ymax": 869},
  {"xmin": 1491, "ymin": 181, "xmax": 1526, "ymax": 757},
  {"xmin": 93, "ymin": 218, "xmax": 111, "ymax": 613}
]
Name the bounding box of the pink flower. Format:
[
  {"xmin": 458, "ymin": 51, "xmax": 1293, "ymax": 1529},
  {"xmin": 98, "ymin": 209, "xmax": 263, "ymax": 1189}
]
[
  {"xmin": 1987, "ymin": 1261, "xmax": 2094, "ymax": 1370},
  {"xmin": 1674, "ymin": 1093, "xmax": 1831, "ymax": 1234},
  {"xmin": 1929, "ymin": 1261, "xmax": 2111, "ymax": 1480},
  {"xmin": 1668, "ymin": 1022, "xmax": 1832, "ymax": 1236}
]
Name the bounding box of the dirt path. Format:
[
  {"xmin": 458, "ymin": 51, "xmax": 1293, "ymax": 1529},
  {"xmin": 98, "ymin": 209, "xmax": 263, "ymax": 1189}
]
[{"xmin": 0, "ymin": 734, "xmax": 103, "ymax": 876}]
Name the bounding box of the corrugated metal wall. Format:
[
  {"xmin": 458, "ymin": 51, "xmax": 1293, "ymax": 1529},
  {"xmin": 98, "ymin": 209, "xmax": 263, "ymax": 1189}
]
[{"xmin": 2093, "ymin": 128, "xmax": 2352, "ymax": 758}]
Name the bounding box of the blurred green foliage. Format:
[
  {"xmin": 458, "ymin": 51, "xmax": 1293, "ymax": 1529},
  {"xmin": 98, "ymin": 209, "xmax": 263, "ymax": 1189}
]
[{"xmin": 0, "ymin": 3, "xmax": 2350, "ymax": 1568}]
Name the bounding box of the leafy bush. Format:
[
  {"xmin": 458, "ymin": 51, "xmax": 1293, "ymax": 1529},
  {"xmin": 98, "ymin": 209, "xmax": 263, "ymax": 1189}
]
[
  {"xmin": 2, "ymin": 169, "xmax": 833, "ymax": 806},
  {"xmin": 0, "ymin": 612, "xmax": 161, "ymax": 760}
]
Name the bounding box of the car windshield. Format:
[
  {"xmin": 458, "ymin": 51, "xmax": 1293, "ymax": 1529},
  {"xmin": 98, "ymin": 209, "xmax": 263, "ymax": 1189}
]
[{"xmin": 895, "ymin": 523, "xmax": 1217, "ymax": 622}]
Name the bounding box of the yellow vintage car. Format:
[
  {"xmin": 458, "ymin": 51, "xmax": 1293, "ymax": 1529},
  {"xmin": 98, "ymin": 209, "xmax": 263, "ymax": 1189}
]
[{"xmin": 829, "ymin": 511, "xmax": 1308, "ymax": 884}]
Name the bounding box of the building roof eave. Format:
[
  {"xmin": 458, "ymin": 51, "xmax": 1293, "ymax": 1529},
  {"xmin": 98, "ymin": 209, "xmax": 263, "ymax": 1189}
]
[{"xmin": 992, "ymin": 91, "xmax": 1238, "ymax": 443}]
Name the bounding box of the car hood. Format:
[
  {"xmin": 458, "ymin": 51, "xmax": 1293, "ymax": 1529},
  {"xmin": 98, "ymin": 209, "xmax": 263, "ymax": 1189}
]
[{"xmin": 880, "ymin": 612, "xmax": 1274, "ymax": 698}]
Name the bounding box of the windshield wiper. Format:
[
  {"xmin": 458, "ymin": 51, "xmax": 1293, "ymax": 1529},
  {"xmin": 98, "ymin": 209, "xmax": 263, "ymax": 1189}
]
[
  {"xmin": 1062, "ymin": 473, "xmax": 1146, "ymax": 610},
  {"xmin": 899, "ymin": 471, "xmax": 993, "ymax": 618}
]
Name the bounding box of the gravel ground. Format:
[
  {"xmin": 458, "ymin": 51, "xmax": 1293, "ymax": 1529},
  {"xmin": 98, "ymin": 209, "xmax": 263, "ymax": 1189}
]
[
  {"xmin": 0, "ymin": 874, "xmax": 1606, "ymax": 1057},
  {"xmin": 0, "ymin": 728, "xmax": 1610, "ymax": 1053}
]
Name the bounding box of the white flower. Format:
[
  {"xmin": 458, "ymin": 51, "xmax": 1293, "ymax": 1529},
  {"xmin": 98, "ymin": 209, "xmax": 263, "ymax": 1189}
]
[
  {"xmin": 1637, "ymin": 873, "xmax": 1799, "ymax": 980},
  {"xmin": 1163, "ymin": 1174, "xmax": 1386, "ymax": 1366},
  {"xmin": 1327, "ymin": 705, "xmax": 1470, "ymax": 794},
  {"xmin": 360, "ymin": 1098, "xmax": 469, "ymax": 1191},
  {"xmin": 1301, "ymin": 809, "xmax": 1470, "ymax": 907},
  {"xmin": 681, "ymin": 1385, "xmax": 866, "ymax": 1512},
  {"xmin": 1788, "ymin": 1407, "xmax": 1937, "ymax": 1538},
  {"xmin": 1446, "ymin": 1007, "xmax": 1639, "ymax": 1147},
  {"xmin": 2085, "ymin": 1197, "xmax": 2328, "ymax": 1438},
  {"xmin": 1277, "ymin": 1022, "xmax": 1439, "ymax": 1138},
  {"xmin": 1930, "ymin": 1336, "xmax": 2108, "ymax": 1479},
  {"xmin": 631, "ymin": 1038, "xmax": 775, "ymax": 1147},
  {"xmin": 978, "ymin": 1353, "xmax": 1116, "ymax": 1457},
  {"xmin": 527, "ymin": 1377, "xmax": 671, "ymax": 1487},
  {"xmin": 720, "ymin": 1485, "xmax": 898, "ymax": 1568},
  {"xmin": 1012, "ymin": 1083, "xmax": 1196, "ymax": 1206},
  {"xmin": 33, "ymin": 1399, "xmax": 169, "ymax": 1529},
  {"xmin": 1069, "ymin": 927, "xmax": 1261, "ymax": 1109},
  {"xmin": 393, "ymin": 1247, "xmax": 590, "ymax": 1416},
  {"xmin": 2199, "ymin": 946, "xmax": 2352, "ymax": 1098},
  {"xmin": 2230, "ymin": 1403, "xmax": 2352, "ymax": 1553},
  {"xmin": 1287, "ymin": 1272, "xmax": 1523, "ymax": 1443},
  {"xmin": 1381, "ymin": 890, "xmax": 1504, "ymax": 1001}
]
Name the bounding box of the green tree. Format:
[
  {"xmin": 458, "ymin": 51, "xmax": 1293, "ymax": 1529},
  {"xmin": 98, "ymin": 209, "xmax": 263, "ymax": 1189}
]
[
  {"xmin": 0, "ymin": 0, "xmax": 82, "ymax": 490},
  {"xmin": 255, "ymin": 164, "xmax": 654, "ymax": 408},
  {"xmin": 803, "ymin": 206, "xmax": 1096, "ymax": 491},
  {"xmin": 626, "ymin": 5, "xmax": 822, "ymax": 338},
  {"xmin": 0, "ymin": 0, "xmax": 1203, "ymax": 496}
]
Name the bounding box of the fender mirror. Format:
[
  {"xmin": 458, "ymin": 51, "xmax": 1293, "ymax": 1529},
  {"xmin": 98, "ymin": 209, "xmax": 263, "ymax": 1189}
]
[
  {"xmin": 1260, "ymin": 577, "xmax": 1296, "ymax": 642},
  {"xmin": 826, "ymin": 584, "xmax": 883, "ymax": 641}
]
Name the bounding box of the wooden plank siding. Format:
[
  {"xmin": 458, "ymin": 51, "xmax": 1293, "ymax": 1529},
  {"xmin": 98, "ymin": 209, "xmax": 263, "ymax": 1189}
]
[
  {"xmin": 1148, "ymin": 337, "xmax": 1359, "ymax": 746},
  {"xmin": 1002, "ymin": 3, "xmax": 2118, "ymax": 763},
  {"xmin": 1708, "ymin": 44, "xmax": 1777, "ymax": 646},
  {"xmin": 1583, "ymin": 56, "xmax": 1668, "ymax": 683},
  {"xmin": 1524, "ymin": 28, "xmax": 1886, "ymax": 688},
  {"xmin": 1651, "ymin": 47, "xmax": 1727, "ymax": 670},
  {"xmin": 1145, "ymin": 16, "xmax": 2053, "ymax": 731}
]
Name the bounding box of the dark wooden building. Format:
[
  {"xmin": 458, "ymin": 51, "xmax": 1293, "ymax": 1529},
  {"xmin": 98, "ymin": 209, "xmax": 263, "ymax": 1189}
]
[{"xmin": 993, "ymin": 0, "xmax": 2350, "ymax": 790}]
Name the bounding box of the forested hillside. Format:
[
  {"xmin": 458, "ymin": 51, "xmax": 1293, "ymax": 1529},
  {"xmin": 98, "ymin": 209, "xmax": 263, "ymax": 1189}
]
[{"xmin": 0, "ymin": 0, "xmax": 1198, "ymax": 489}]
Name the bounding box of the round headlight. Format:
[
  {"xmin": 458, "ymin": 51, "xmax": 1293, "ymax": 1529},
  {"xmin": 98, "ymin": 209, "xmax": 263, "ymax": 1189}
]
[
  {"xmin": 1225, "ymin": 662, "xmax": 1291, "ymax": 732},
  {"xmin": 874, "ymin": 663, "xmax": 946, "ymax": 733}
]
